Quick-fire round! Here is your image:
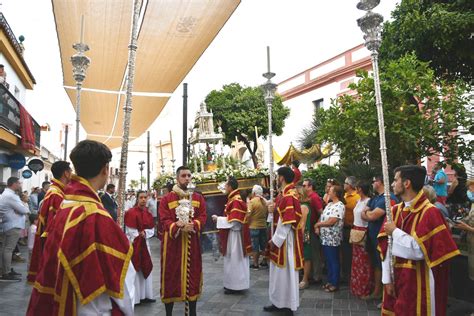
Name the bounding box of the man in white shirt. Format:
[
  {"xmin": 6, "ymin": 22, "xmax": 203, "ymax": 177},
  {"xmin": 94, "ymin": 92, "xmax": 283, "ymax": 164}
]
[{"xmin": 0, "ymin": 177, "xmax": 30, "ymax": 281}]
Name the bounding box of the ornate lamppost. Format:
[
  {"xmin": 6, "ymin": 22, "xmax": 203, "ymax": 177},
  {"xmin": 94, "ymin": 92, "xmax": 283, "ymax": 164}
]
[
  {"xmin": 357, "ymin": 0, "xmax": 394, "ymax": 278},
  {"xmin": 138, "ymin": 160, "xmax": 145, "ymax": 190},
  {"xmin": 117, "ymin": 0, "xmax": 143, "ymax": 228},
  {"xmin": 261, "ymin": 46, "xmax": 277, "ymax": 231},
  {"xmin": 71, "ymin": 16, "xmax": 90, "ymax": 145}
]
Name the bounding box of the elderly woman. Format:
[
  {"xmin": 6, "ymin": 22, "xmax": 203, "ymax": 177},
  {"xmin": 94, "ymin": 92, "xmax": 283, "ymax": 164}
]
[
  {"xmin": 247, "ymin": 185, "xmax": 268, "ymax": 270},
  {"xmin": 423, "ymin": 185, "xmax": 449, "ymax": 218},
  {"xmin": 315, "ymin": 185, "xmax": 345, "ymax": 292},
  {"xmin": 453, "ymin": 202, "xmax": 474, "ymax": 281}
]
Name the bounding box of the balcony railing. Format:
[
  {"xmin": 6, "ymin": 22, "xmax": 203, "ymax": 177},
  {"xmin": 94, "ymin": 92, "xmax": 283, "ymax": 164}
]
[{"xmin": 0, "ymin": 83, "xmax": 41, "ymax": 149}]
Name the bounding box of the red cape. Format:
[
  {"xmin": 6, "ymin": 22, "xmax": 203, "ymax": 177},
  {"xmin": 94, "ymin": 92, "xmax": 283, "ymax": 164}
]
[
  {"xmin": 269, "ymin": 184, "xmax": 304, "ymax": 270},
  {"xmin": 125, "ymin": 206, "xmax": 154, "ymax": 279},
  {"xmin": 378, "ymin": 191, "xmax": 460, "ymax": 316},
  {"xmin": 218, "ymin": 190, "xmax": 252, "ymax": 256},
  {"xmin": 27, "ymin": 178, "xmax": 65, "ymax": 284},
  {"xmin": 158, "ymin": 190, "xmax": 207, "ymax": 303},
  {"xmin": 27, "ymin": 175, "xmax": 132, "ymax": 316}
]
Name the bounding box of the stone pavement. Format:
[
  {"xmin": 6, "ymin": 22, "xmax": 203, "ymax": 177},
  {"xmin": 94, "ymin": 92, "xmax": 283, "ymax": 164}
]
[{"xmin": 1, "ymin": 238, "xmax": 473, "ymax": 315}]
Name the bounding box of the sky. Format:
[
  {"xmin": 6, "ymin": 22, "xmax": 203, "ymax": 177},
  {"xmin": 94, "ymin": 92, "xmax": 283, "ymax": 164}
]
[{"xmin": 2, "ymin": 0, "xmax": 399, "ymax": 183}]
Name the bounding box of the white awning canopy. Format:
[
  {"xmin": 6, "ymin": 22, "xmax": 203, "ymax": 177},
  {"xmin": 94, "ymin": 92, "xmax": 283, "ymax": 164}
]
[{"xmin": 53, "ymin": 0, "xmax": 240, "ymax": 148}]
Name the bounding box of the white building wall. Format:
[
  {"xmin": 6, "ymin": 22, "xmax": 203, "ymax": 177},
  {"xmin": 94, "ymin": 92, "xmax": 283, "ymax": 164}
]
[{"xmin": 0, "ymin": 53, "xmax": 27, "ymax": 104}]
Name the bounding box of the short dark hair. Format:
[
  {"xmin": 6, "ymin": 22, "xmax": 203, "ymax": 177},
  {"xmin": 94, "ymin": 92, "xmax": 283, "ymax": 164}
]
[
  {"xmin": 303, "ymin": 178, "xmax": 315, "ymax": 190},
  {"xmin": 227, "ymin": 176, "xmax": 238, "ymax": 190},
  {"xmin": 69, "ymin": 140, "xmax": 112, "ymax": 179},
  {"xmin": 51, "ymin": 161, "xmax": 71, "ymax": 180},
  {"xmin": 7, "ymin": 177, "xmax": 19, "ymax": 187},
  {"xmin": 394, "ymin": 165, "xmax": 426, "ymax": 192},
  {"xmin": 373, "ymin": 175, "xmax": 384, "ymax": 184},
  {"xmin": 331, "ymin": 185, "xmax": 346, "ymax": 204},
  {"xmin": 356, "ymin": 180, "xmax": 371, "ymax": 197},
  {"xmin": 292, "ymin": 160, "xmax": 300, "ymax": 168},
  {"xmin": 277, "ymin": 166, "xmax": 295, "ymax": 184},
  {"xmin": 106, "ymin": 184, "xmax": 115, "ymax": 191},
  {"xmin": 29, "ymin": 213, "xmax": 38, "ymax": 224},
  {"xmin": 176, "ymin": 166, "xmax": 190, "ymax": 176},
  {"xmin": 41, "ymin": 181, "xmax": 50, "ymax": 188}
]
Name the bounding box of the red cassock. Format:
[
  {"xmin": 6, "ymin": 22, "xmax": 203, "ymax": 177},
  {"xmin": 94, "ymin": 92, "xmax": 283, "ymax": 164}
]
[
  {"xmin": 269, "ymin": 184, "xmax": 304, "ymax": 270},
  {"xmin": 26, "ymin": 175, "xmax": 132, "ymax": 316},
  {"xmin": 378, "ymin": 192, "xmax": 460, "ymax": 316},
  {"xmin": 159, "ymin": 190, "xmax": 207, "ymax": 303},
  {"xmin": 27, "ymin": 178, "xmax": 65, "ymax": 284},
  {"xmin": 125, "ymin": 206, "xmax": 154, "ymax": 279},
  {"xmin": 218, "ymin": 190, "xmax": 252, "ymax": 256}
]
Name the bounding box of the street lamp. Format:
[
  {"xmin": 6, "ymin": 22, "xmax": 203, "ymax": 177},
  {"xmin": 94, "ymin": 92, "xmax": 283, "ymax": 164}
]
[
  {"xmin": 138, "ymin": 160, "xmax": 145, "ymax": 190},
  {"xmin": 71, "ymin": 16, "xmax": 90, "ymax": 145},
  {"xmin": 261, "ymin": 46, "xmax": 277, "ymax": 234},
  {"xmin": 356, "ymin": 0, "xmax": 394, "ymax": 278}
]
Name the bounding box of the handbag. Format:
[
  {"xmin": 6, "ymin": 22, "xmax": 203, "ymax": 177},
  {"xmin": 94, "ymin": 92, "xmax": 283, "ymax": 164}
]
[{"xmin": 349, "ymin": 228, "xmax": 366, "ymax": 246}]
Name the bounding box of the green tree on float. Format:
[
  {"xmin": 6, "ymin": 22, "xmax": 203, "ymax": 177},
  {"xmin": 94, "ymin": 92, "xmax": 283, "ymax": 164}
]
[
  {"xmin": 315, "ymin": 54, "xmax": 473, "ymax": 168},
  {"xmin": 205, "ymin": 83, "xmax": 290, "ymax": 168},
  {"xmin": 379, "ymin": 0, "xmax": 474, "ymax": 83}
]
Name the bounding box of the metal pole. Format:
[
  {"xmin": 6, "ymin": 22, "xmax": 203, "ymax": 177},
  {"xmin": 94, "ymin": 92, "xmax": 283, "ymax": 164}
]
[
  {"xmin": 262, "ymin": 46, "xmax": 277, "ymax": 235},
  {"xmin": 183, "ymin": 83, "xmax": 188, "ymax": 165},
  {"xmin": 64, "ymin": 125, "xmax": 68, "ymax": 160},
  {"xmin": 117, "ymin": 0, "xmax": 143, "ymax": 228},
  {"xmin": 75, "ymin": 84, "xmax": 82, "ymax": 145},
  {"xmin": 147, "ymin": 131, "xmax": 150, "ymax": 191},
  {"xmin": 71, "ymin": 15, "xmax": 90, "ymax": 145},
  {"xmin": 356, "ymin": 0, "xmax": 394, "ymax": 280}
]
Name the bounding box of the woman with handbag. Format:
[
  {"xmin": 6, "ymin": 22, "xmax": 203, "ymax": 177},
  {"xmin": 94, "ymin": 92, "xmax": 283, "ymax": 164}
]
[{"xmin": 350, "ymin": 180, "xmax": 374, "ymax": 297}]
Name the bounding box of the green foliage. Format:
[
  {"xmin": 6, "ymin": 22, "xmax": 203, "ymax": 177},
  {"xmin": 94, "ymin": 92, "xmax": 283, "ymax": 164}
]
[
  {"xmin": 129, "ymin": 179, "xmax": 139, "ymax": 190},
  {"xmin": 302, "ymin": 164, "xmax": 341, "ymax": 197},
  {"xmin": 379, "ymin": 0, "xmax": 474, "ymax": 82},
  {"xmin": 315, "ymin": 54, "xmax": 473, "ymax": 169},
  {"xmin": 205, "ymin": 83, "xmax": 290, "ymax": 167},
  {"xmin": 298, "ymin": 108, "xmax": 323, "ymax": 150}
]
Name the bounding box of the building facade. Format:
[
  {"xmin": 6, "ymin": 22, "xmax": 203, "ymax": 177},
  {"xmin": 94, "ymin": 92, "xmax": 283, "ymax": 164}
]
[{"xmin": 0, "ymin": 12, "xmax": 42, "ymax": 189}]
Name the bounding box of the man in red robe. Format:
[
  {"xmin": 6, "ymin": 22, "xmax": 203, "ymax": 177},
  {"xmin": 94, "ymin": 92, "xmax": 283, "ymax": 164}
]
[
  {"xmin": 159, "ymin": 166, "xmax": 207, "ymax": 316},
  {"xmin": 27, "ymin": 161, "xmax": 71, "ymax": 284},
  {"xmin": 212, "ymin": 176, "xmax": 252, "ymax": 294},
  {"xmin": 125, "ymin": 190, "xmax": 156, "ymax": 305},
  {"xmin": 379, "ymin": 165, "xmax": 460, "ymax": 316},
  {"xmin": 264, "ymin": 167, "xmax": 304, "ymax": 314},
  {"xmin": 26, "ymin": 140, "xmax": 136, "ymax": 316}
]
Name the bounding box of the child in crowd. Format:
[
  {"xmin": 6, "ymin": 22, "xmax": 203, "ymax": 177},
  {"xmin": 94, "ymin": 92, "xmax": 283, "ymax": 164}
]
[{"xmin": 27, "ymin": 213, "xmax": 38, "ymax": 269}]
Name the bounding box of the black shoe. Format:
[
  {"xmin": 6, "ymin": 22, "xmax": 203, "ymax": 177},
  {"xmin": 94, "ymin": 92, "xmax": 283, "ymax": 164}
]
[
  {"xmin": 10, "ymin": 269, "xmax": 21, "ymax": 276},
  {"xmin": 260, "ymin": 262, "xmax": 268, "ymax": 267},
  {"xmin": 263, "ymin": 304, "xmax": 281, "ymax": 312},
  {"xmin": 0, "ymin": 274, "xmax": 21, "ymax": 282},
  {"xmin": 224, "ymin": 288, "xmax": 240, "ymax": 295},
  {"xmin": 140, "ymin": 298, "xmax": 156, "ymax": 303},
  {"xmin": 250, "ymin": 264, "xmax": 259, "ymax": 270}
]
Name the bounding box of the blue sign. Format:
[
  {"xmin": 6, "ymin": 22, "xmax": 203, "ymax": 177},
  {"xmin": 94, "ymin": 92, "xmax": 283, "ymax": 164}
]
[
  {"xmin": 8, "ymin": 153, "xmax": 26, "ymax": 170},
  {"xmin": 22, "ymin": 169, "xmax": 33, "ymax": 179}
]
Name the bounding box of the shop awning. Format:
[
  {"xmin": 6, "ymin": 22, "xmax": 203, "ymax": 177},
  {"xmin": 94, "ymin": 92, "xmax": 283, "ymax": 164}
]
[{"xmin": 53, "ymin": 0, "xmax": 240, "ymax": 148}]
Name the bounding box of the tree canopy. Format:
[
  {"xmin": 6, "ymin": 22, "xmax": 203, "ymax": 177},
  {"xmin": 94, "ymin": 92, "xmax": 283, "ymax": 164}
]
[
  {"xmin": 379, "ymin": 0, "xmax": 474, "ymax": 82},
  {"xmin": 315, "ymin": 54, "xmax": 473, "ymax": 169},
  {"xmin": 204, "ymin": 83, "xmax": 290, "ymax": 167}
]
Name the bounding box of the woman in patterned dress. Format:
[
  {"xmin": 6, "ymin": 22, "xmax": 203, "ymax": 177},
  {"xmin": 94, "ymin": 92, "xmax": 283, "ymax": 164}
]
[
  {"xmin": 315, "ymin": 185, "xmax": 345, "ymax": 292},
  {"xmin": 350, "ymin": 180, "xmax": 374, "ymax": 297}
]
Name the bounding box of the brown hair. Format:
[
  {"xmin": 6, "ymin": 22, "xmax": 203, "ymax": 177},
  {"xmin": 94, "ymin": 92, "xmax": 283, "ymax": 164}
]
[{"xmin": 330, "ymin": 185, "xmax": 346, "ymax": 205}]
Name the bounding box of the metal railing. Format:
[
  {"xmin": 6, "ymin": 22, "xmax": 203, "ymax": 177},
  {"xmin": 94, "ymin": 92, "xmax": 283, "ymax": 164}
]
[{"xmin": 0, "ymin": 83, "xmax": 41, "ymax": 148}]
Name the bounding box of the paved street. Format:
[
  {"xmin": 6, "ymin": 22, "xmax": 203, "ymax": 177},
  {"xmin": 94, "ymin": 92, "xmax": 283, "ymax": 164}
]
[{"xmin": 1, "ymin": 237, "xmax": 473, "ymax": 316}]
